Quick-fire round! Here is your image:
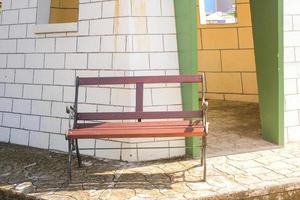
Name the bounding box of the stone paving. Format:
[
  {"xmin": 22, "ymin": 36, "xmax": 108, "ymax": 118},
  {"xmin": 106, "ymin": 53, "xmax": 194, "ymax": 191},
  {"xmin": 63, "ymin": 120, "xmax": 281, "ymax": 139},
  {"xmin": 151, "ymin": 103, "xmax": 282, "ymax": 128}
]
[
  {"xmin": 1, "ymin": 100, "xmax": 300, "ymax": 200},
  {"xmin": 2, "ymin": 142, "xmax": 300, "ymax": 200}
]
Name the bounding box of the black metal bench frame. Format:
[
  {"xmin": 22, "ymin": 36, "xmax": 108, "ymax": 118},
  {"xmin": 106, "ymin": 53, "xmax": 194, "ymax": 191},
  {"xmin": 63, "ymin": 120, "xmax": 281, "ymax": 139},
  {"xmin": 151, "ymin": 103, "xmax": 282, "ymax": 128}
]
[{"xmin": 65, "ymin": 74, "xmax": 209, "ymax": 183}]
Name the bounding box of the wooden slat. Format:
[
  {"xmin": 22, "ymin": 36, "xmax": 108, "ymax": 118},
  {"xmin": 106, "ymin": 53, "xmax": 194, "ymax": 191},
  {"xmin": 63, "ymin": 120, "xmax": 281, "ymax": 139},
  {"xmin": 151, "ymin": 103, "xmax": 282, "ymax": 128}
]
[
  {"xmin": 76, "ymin": 121, "xmax": 202, "ymax": 129},
  {"xmin": 78, "ymin": 75, "xmax": 202, "ymax": 85},
  {"xmin": 77, "ymin": 111, "xmax": 202, "ymax": 121},
  {"xmin": 68, "ymin": 125, "xmax": 204, "ymax": 139},
  {"xmin": 136, "ymin": 83, "xmax": 144, "ymax": 113},
  {"xmin": 75, "ymin": 123, "xmax": 203, "ymax": 131}
]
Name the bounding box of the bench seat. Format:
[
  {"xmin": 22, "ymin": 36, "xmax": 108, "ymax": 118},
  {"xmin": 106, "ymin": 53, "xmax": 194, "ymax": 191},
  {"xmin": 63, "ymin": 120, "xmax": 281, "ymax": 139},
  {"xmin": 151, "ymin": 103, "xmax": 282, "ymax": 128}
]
[{"xmin": 68, "ymin": 121, "xmax": 204, "ymax": 139}]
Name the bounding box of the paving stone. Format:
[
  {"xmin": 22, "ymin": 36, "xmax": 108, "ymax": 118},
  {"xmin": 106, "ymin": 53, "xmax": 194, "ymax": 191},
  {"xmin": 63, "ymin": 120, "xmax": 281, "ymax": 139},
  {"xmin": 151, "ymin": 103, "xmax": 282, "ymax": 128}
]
[
  {"xmin": 233, "ymin": 174, "xmax": 263, "ymax": 185},
  {"xmin": 254, "ymin": 171, "xmax": 285, "ymax": 181},
  {"xmin": 228, "ymin": 160, "xmax": 264, "ymax": 170},
  {"xmin": 284, "ymin": 157, "xmax": 300, "ymax": 166},
  {"xmin": 227, "ymin": 153, "xmax": 261, "ymax": 161},
  {"xmin": 212, "ymin": 163, "xmax": 246, "ymax": 175}
]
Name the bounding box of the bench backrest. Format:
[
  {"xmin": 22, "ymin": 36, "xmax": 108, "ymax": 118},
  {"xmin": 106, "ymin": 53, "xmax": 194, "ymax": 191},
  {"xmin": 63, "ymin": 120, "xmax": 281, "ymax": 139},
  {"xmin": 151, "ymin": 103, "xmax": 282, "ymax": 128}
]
[{"xmin": 73, "ymin": 75, "xmax": 205, "ymax": 123}]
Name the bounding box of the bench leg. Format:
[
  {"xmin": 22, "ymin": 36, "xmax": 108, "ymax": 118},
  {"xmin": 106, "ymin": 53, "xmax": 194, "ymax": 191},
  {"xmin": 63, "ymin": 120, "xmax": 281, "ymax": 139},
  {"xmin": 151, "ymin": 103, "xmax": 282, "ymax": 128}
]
[
  {"xmin": 75, "ymin": 139, "xmax": 82, "ymax": 168},
  {"xmin": 200, "ymin": 137, "xmax": 204, "ymax": 166},
  {"xmin": 67, "ymin": 139, "xmax": 72, "ymax": 183},
  {"xmin": 202, "ymin": 135, "xmax": 207, "ymax": 182}
]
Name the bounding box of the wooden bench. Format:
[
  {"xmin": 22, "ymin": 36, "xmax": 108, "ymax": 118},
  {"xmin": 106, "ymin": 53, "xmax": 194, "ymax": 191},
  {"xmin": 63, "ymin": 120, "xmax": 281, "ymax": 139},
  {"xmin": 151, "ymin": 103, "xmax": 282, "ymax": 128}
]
[{"xmin": 65, "ymin": 75, "xmax": 209, "ymax": 182}]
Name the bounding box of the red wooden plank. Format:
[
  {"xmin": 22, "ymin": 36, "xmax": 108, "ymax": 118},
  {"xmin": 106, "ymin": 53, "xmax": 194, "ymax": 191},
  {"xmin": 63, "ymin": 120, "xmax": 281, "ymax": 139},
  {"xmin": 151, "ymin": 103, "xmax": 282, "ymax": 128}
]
[
  {"xmin": 68, "ymin": 126, "xmax": 204, "ymax": 139},
  {"xmin": 68, "ymin": 132, "xmax": 204, "ymax": 139},
  {"xmin": 136, "ymin": 83, "xmax": 143, "ymax": 112},
  {"xmin": 77, "ymin": 111, "xmax": 202, "ymax": 120},
  {"xmin": 78, "ymin": 75, "xmax": 202, "ymax": 85}
]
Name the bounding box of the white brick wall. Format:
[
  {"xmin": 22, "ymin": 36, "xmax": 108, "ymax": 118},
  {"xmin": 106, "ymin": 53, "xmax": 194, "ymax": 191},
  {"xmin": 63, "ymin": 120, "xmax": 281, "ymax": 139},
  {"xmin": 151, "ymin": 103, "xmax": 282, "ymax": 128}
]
[
  {"xmin": 17, "ymin": 39, "xmax": 35, "ymax": 53},
  {"xmin": 9, "ymin": 24, "xmax": 27, "ymax": 38},
  {"xmin": 0, "ymin": 0, "xmax": 183, "ymax": 161},
  {"xmin": 42, "ymin": 85, "xmax": 63, "ymax": 101},
  {"xmin": 86, "ymin": 87, "xmax": 110, "ymax": 104},
  {"xmin": 10, "ymin": 129, "xmax": 29, "ymax": 145},
  {"xmin": 88, "ymin": 53, "xmax": 112, "ymax": 69},
  {"xmin": 79, "ymin": 2, "xmax": 102, "ymax": 20},
  {"xmin": 15, "ymin": 69, "xmax": 34, "ymax": 83},
  {"xmin": 12, "ymin": 99, "xmax": 31, "ymax": 114},
  {"xmin": 11, "ymin": 0, "xmax": 28, "ymax": 9},
  {"xmin": 5, "ymin": 84, "xmax": 23, "ymax": 98},
  {"xmin": 0, "ymin": 40, "xmax": 16, "ymax": 53},
  {"xmin": 49, "ymin": 134, "xmax": 67, "ymax": 152},
  {"xmin": 0, "ymin": 54, "xmax": 7, "ymax": 67},
  {"xmin": 284, "ymin": 0, "xmax": 300, "ymax": 142},
  {"xmin": 34, "ymin": 70, "xmax": 54, "ymax": 84},
  {"xmin": 65, "ymin": 53, "xmax": 87, "ymax": 69},
  {"xmin": 77, "ymin": 139, "xmax": 95, "ymax": 156},
  {"xmin": 23, "ymin": 85, "xmax": 42, "ymax": 99},
  {"xmin": 29, "ymin": 131, "xmax": 49, "ymax": 149},
  {"xmin": 55, "ymin": 37, "xmax": 77, "ymax": 53},
  {"xmin": 90, "ymin": 19, "xmax": 114, "ymax": 35},
  {"xmin": 31, "ymin": 100, "xmax": 51, "ymax": 116},
  {"xmin": 2, "ymin": 10, "xmax": 19, "ymax": 24},
  {"xmin": 25, "ymin": 54, "xmax": 44, "ymax": 68},
  {"xmin": 77, "ymin": 36, "xmax": 100, "ymax": 52},
  {"xmin": 54, "ymin": 70, "xmax": 75, "ymax": 86},
  {"xmin": 0, "ymin": 69, "xmax": 15, "ymax": 82},
  {"xmin": 45, "ymin": 54, "xmax": 65, "ymax": 68},
  {"xmin": 0, "ymin": 98, "xmax": 12, "ymax": 112},
  {"xmin": 40, "ymin": 116, "xmax": 61, "ymax": 134},
  {"xmin": 7, "ymin": 54, "xmax": 25, "ymax": 68},
  {"xmin": 36, "ymin": 38, "xmax": 55, "ymax": 52},
  {"xmin": 2, "ymin": 113, "xmax": 20, "ymax": 128},
  {"xmin": 0, "ymin": 84, "xmax": 5, "ymax": 96},
  {"xmin": 0, "ymin": 127, "xmax": 10, "ymax": 142},
  {"xmin": 21, "ymin": 115, "xmax": 40, "ymax": 131},
  {"xmin": 0, "ymin": 26, "xmax": 9, "ymax": 39}
]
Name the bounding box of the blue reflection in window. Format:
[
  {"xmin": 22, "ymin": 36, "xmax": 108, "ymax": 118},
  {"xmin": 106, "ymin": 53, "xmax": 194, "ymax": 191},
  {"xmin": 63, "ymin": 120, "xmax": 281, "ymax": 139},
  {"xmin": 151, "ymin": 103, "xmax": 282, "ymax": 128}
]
[{"xmin": 205, "ymin": 0, "xmax": 216, "ymax": 14}]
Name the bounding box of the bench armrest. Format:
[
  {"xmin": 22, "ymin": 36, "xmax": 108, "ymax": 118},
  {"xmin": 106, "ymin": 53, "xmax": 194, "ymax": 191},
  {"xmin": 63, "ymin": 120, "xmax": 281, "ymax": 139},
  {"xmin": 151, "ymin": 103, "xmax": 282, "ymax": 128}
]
[{"xmin": 66, "ymin": 105, "xmax": 76, "ymax": 114}]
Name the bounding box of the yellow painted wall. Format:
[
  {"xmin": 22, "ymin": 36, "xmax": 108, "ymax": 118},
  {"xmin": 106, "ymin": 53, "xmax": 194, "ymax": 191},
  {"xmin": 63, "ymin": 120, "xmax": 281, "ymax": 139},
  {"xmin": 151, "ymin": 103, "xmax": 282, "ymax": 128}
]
[
  {"xmin": 197, "ymin": 0, "xmax": 258, "ymax": 102},
  {"xmin": 49, "ymin": 0, "xmax": 78, "ymax": 24}
]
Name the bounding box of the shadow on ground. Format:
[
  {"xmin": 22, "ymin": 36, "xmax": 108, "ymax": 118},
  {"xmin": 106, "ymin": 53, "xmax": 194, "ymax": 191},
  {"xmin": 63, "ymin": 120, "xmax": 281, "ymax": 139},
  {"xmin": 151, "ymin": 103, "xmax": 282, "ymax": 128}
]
[
  {"xmin": 0, "ymin": 143, "xmax": 206, "ymax": 199},
  {"xmin": 0, "ymin": 100, "xmax": 283, "ymax": 200}
]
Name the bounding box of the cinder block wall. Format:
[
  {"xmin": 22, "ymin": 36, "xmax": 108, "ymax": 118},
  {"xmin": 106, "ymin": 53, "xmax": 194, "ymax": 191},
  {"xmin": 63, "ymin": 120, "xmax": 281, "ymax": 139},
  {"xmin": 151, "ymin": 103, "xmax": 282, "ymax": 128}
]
[
  {"xmin": 197, "ymin": 0, "xmax": 258, "ymax": 102},
  {"xmin": 0, "ymin": 0, "xmax": 185, "ymax": 161},
  {"xmin": 284, "ymin": 0, "xmax": 300, "ymax": 142}
]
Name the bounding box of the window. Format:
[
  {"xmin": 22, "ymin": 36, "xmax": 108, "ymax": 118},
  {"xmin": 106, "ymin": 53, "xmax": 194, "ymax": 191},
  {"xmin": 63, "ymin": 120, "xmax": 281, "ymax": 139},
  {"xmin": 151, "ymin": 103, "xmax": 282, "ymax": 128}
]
[
  {"xmin": 49, "ymin": 0, "xmax": 78, "ymax": 24},
  {"xmin": 35, "ymin": 0, "xmax": 78, "ymax": 34},
  {"xmin": 199, "ymin": 0, "xmax": 237, "ymax": 25}
]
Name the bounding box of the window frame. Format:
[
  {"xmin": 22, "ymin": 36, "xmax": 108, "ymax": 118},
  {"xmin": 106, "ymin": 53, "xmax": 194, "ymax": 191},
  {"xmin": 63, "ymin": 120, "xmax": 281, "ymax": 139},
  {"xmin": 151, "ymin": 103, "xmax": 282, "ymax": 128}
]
[
  {"xmin": 198, "ymin": 0, "xmax": 238, "ymax": 25},
  {"xmin": 34, "ymin": 0, "xmax": 78, "ymax": 34}
]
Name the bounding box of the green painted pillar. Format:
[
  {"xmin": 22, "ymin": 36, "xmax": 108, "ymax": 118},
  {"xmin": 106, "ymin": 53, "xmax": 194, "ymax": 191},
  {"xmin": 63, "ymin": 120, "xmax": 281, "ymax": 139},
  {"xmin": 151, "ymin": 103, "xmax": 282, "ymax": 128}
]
[
  {"xmin": 174, "ymin": 0, "xmax": 200, "ymax": 157},
  {"xmin": 250, "ymin": 0, "xmax": 284, "ymax": 145}
]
